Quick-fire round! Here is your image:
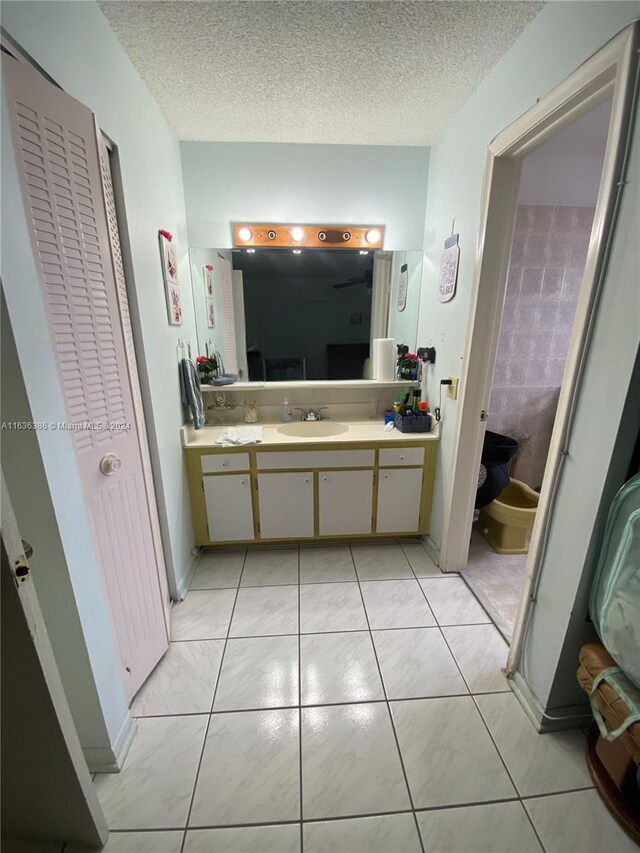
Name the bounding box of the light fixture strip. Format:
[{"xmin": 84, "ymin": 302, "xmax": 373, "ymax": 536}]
[{"xmin": 232, "ymin": 223, "xmax": 384, "ymax": 250}]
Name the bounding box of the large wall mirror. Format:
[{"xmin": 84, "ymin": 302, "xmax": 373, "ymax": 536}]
[{"xmin": 188, "ymin": 247, "xmax": 423, "ymax": 382}]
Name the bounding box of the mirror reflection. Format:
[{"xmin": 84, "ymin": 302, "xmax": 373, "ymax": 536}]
[{"xmin": 189, "ymin": 247, "xmax": 423, "ymax": 382}]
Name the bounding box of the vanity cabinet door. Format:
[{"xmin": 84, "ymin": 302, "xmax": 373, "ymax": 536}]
[
  {"xmin": 319, "ymin": 470, "xmax": 373, "ymax": 536},
  {"xmin": 204, "ymin": 475, "xmax": 255, "ymax": 542},
  {"xmin": 376, "ymin": 468, "xmax": 423, "ymax": 534},
  {"xmin": 257, "ymin": 473, "xmax": 314, "ymax": 539}
]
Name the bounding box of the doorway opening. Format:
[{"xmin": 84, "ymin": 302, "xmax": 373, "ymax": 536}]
[{"xmin": 462, "ymin": 97, "xmax": 613, "ymax": 641}]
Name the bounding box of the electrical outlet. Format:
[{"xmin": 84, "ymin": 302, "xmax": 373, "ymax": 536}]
[{"xmin": 447, "ymin": 376, "xmax": 459, "ymax": 399}]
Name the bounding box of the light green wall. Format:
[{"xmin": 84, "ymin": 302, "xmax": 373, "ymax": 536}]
[{"xmin": 180, "ymin": 141, "xmax": 430, "ymax": 250}]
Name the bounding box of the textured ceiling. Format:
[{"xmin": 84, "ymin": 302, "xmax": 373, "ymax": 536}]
[{"xmin": 99, "ymin": 0, "xmax": 544, "ymax": 145}]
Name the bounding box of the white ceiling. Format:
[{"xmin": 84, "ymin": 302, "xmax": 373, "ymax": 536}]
[{"xmin": 99, "ymin": 0, "xmax": 544, "ymax": 146}]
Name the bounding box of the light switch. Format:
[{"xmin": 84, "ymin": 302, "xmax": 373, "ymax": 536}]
[{"xmin": 447, "ymin": 376, "xmax": 459, "ymax": 399}]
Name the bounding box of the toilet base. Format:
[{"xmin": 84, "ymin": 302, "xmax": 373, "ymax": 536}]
[{"xmin": 475, "ymin": 511, "xmax": 531, "ymax": 555}]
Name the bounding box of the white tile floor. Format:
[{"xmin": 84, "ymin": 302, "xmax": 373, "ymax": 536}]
[
  {"xmin": 463, "ymin": 530, "xmax": 528, "ymax": 640},
  {"xmin": 94, "ymin": 541, "xmax": 634, "ymax": 853}
]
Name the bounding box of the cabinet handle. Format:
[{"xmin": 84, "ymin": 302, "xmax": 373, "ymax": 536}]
[
  {"xmin": 399, "ymin": 454, "xmax": 405, "ymax": 461},
  {"xmin": 240, "ymin": 478, "xmax": 246, "ymax": 486},
  {"xmin": 322, "ymin": 476, "xmax": 328, "ymax": 483},
  {"xmin": 383, "ymin": 473, "xmax": 389, "ymax": 479},
  {"xmin": 305, "ymin": 477, "xmax": 311, "ymax": 484},
  {"xmin": 220, "ymin": 460, "xmax": 229, "ymax": 468}
]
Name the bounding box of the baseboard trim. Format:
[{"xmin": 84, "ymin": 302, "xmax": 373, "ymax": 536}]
[
  {"xmin": 175, "ymin": 550, "xmax": 200, "ymax": 601},
  {"xmin": 83, "ymin": 714, "xmax": 137, "ymax": 774},
  {"xmin": 510, "ymin": 670, "xmax": 592, "ymax": 733}
]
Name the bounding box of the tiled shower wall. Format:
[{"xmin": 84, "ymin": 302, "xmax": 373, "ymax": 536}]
[{"xmin": 489, "ymin": 204, "xmax": 595, "ymax": 489}]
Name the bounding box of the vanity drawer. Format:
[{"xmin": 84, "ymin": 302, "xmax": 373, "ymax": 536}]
[
  {"xmin": 257, "ymin": 449, "xmax": 374, "ymax": 470},
  {"xmin": 379, "ymin": 447, "xmax": 425, "ymax": 467},
  {"xmin": 201, "ymin": 452, "xmax": 250, "ymax": 474}
]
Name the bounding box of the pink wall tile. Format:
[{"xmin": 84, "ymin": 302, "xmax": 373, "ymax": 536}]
[
  {"xmin": 490, "ymin": 204, "xmax": 594, "ymax": 487},
  {"xmin": 542, "ymin": 268, "xmax": 564, "ymax": 298}
]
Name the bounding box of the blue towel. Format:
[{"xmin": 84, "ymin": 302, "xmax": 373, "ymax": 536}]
[{"xmin": 180, "ymin": 357, "xmax": 205, "ymax": 429}]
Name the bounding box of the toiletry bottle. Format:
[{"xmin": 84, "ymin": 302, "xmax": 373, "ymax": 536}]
[{"xmin": 281, "ymin": 398, "xmax": 293, "ymax": 423}]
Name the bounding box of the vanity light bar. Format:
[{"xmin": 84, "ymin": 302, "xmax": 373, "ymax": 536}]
[{"xmin": 232, "ymin": 223, "xmax": 385, "ymax": 250}]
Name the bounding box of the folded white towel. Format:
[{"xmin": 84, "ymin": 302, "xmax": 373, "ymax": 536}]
[{"xmin": 215, "ymin": 426, "xmax": 263, "ymax": 446}]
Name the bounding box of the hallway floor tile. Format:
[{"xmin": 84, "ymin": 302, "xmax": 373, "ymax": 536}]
[{"xmin": 94, "ymin": 540, "xmax": 622, "ymax": 852}]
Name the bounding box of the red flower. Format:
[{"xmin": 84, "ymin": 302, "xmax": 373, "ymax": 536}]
[
  {"xmin": 205, "ymin": 264, "xmax": 213, "ymax": 271},
  {"xmin": 196, "ymin": 355, "xmax": 208, "ymax": 364},
  {"xmin": 158, "ymin": 229, "xmax": 173, "ymax": 242}
]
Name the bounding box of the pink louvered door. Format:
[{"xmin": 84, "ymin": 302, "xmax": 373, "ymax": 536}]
[{"xmin": 3, "ymin": 53, "xmax": 169, "ymax": 701}]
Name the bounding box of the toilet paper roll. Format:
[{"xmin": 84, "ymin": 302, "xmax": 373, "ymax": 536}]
[{"xmin": 373, "ymin": 338, "xmax": 396, "ymax": 382}]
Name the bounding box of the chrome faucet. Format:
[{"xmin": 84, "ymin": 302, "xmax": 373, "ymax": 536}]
[{"xmin": 296, "ymin": 407, "xmax": 328, "ymax": 422}]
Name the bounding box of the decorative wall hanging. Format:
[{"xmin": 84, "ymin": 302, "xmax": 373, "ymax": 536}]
[
  {"xmin": 158, "ymin": 229, "xmax": 182, "ymax": 325},
  {"xmin": 397, "ymin": 263, "xmax": 408, "ymax": 312},
  {"xmin": 204, "ymin": 264, "xmax": 216, "ymax": 328},
  {"xmin": 438, "ymin": 233, "xmax": 460, "ymax": 303}
]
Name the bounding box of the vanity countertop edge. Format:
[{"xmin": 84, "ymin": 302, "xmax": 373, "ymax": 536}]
[{"xmin": 181, "ymin": 420, "xmax": 440, "ymax": 449}]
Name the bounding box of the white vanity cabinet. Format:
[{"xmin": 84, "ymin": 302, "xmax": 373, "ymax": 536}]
[
  {"xmin": 186, "ymin": 436, "xmax": 436, "ymax": 546},
  {"xmin": 203, "ymin": 474, "xmax": 254, "ymax": 542},
  {"xmin": 318, "ymin": 470, "xmax": 374, "ymax": 536},
  {"xmin": 376, "ymin": 467, "xmax": 423, "ymax": 533},
  {"xmin": 257, "ymin": 472, "xmax": 314, "ymax": 539}
]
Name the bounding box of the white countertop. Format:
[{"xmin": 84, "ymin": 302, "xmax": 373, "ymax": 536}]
[{"xmin": 182, "ymin": 419, "xmax": 440, "ymax": 449}]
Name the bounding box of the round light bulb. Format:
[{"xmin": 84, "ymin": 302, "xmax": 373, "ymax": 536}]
[
  {"xmin": 292, "ymin": 249, "xmax": 302, "ymax": 255},
  {"xmin": 238, "ymin": 227, "xmax": 252, "ymax": 242},
  {"xmin": 246, "ymin": 248, "xmax": 256, "ymax": 254},
  {"xmin": 365, "ymin": 228, "xmax": 381, "ymax": 245},
  {"xmin": 291, "ymin": 227, "xmax": 304, "ymax": 242}
]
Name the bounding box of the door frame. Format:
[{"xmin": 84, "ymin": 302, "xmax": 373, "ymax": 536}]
[{"xmin": 438, "ymin": 23, "xmax": 640, "ymax": 672}]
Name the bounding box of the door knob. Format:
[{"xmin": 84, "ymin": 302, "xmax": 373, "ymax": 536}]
[{"xmin": 99, "ymin": 454, "xmax": 121, "ymax": 476}]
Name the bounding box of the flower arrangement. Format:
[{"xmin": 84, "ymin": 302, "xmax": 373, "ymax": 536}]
[
  {"xmin": 397, "ymin": 349, "xmax": 419, "ymax": 380},
  {"xmin": 196, "ymin": 354, "xmax": 218, "ymax": 383}
]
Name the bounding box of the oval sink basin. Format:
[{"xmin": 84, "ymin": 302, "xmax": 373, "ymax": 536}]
[{"xmin": 277, "ymin": 421, "xmax": 349, "ymax": 438}]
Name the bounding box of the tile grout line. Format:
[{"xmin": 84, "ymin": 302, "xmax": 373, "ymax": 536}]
[
  {"xmin": 191, "ymin": 571, "xmax": 450, "ymax": 591},
  {"xmin": 132, "ymin": 687, "xmax": 512, "ymax": 720},
  {"xmin": 179, "ymin": 548, "xmax": 249, "ymax": 852},
  {"xmin": 104, "ymin": 782, "xmax": 600, "ymax": 838},
  {"xmin": 467, "ymin": 689, "xmax": 550, "ymax": 850},
  {"xmin": 349, "ymin": 541, "xmax": 426, "ymax": 853},
  {"xmin": 424, "ymin": 565, "xmax": 551, "ymax": 847},
  {"xmin": 429, "ymin": 611, "xmax": 549, "ymax": 846},
  {"xmin": 170, "ymin": 618, "xmax": 492, "ymax": 644}
]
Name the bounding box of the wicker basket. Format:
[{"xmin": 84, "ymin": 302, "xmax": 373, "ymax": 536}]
[{"xmin": 394, "ymin": 412, "xmax": 432, "ymax": 433}]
